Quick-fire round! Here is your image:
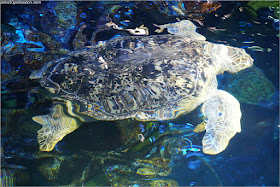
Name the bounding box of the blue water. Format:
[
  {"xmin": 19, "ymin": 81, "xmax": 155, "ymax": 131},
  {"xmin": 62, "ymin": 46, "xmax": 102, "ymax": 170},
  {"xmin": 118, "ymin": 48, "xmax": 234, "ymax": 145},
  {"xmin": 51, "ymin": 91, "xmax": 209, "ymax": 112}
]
[{"xmin": 1, "ymin": 1, "xmax": 279, "ymax": 186}]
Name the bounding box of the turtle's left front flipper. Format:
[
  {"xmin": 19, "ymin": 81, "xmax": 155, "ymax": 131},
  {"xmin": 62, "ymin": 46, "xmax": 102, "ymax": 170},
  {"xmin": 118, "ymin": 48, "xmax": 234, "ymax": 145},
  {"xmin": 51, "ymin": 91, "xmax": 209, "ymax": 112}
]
[
  {"xmin": 201, "ymin": 90, "xmax": 241, "ymax": 155},
  {"xmin": 32, "ymin": 104, "xmax": 81, "ymax": 152}
]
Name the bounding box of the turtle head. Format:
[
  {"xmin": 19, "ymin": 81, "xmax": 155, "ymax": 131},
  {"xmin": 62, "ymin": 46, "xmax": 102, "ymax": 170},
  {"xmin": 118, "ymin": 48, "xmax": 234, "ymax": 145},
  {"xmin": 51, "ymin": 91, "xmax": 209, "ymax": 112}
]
[
  {"xmin": 205, "ymin": 43, "xmax": 253, "ymax": 74},
  {"xmin": 224, "ymin": 46, "xmax": 254, "ymax": 73}
]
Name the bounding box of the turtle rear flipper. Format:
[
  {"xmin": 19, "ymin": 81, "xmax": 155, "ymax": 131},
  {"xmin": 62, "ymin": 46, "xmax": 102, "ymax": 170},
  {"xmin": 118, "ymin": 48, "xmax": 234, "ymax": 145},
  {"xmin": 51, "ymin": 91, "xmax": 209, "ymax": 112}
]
[
  {"xmin": 32, "ymin": 104, "xmax": 81, "ymax": 151},
  {"xmin": 201, "ymin": 90, "xmax": 241, "ymax": 155}
]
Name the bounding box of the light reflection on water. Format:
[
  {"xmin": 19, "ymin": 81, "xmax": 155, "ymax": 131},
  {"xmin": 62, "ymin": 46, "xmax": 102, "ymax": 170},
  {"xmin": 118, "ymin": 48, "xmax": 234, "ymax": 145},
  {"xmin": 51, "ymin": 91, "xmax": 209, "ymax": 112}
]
[{"xmin": 1, "ymin": 1, "xmax": 279, "ymax": 186}]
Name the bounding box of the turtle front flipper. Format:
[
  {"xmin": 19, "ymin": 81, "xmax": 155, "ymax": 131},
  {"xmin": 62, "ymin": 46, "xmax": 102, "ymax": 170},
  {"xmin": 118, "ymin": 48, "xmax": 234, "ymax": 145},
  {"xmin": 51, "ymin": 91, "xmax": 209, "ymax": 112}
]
[
  {"xmin": 201, "ymin": 90, "xmax": 241, "ymax": 155},
  {"xmin": 32, "ymin": 104, "xmax": 81, "ymax": 151},
  {"xmin": 154, "ymin": 20, "xmax": 206, "ymax": 40}
]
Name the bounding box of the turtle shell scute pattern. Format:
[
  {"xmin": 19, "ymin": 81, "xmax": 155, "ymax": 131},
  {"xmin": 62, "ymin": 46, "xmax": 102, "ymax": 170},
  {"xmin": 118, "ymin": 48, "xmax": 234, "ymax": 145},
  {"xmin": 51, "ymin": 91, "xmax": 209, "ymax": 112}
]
[{"xmin": 39, "ymin": 35, "xmax": 216, "ymax": 120}]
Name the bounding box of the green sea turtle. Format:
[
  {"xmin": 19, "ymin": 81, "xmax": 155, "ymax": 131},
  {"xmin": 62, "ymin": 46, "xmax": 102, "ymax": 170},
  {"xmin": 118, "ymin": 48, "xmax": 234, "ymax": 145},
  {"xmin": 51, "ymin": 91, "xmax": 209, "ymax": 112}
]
[
  {"xmin": 30, "ymin": 20, "xmax": 253, "ymax": 154},
  {"xmin": 219, "ymin": 65, "xmax": 278, "ymax": 107}
]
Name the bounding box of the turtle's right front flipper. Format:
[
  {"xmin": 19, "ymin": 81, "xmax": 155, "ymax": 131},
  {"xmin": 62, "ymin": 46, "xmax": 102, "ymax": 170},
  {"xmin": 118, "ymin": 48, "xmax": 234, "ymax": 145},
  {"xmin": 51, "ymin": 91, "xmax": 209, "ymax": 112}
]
[
  {"xmin": 32, "ymin": 104, "xmax": 81, "ymax": 151},
  {"xmin": 201, "ymin": 90, "xmax": 241, "ymax": 155}
]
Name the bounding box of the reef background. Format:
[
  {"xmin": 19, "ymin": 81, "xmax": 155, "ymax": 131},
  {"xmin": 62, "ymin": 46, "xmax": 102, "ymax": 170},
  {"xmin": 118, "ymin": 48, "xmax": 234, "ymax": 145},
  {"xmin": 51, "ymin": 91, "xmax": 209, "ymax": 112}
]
[{"xmin": 1, "ymin": 1, "xmax": 279, "ymax": 186}]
